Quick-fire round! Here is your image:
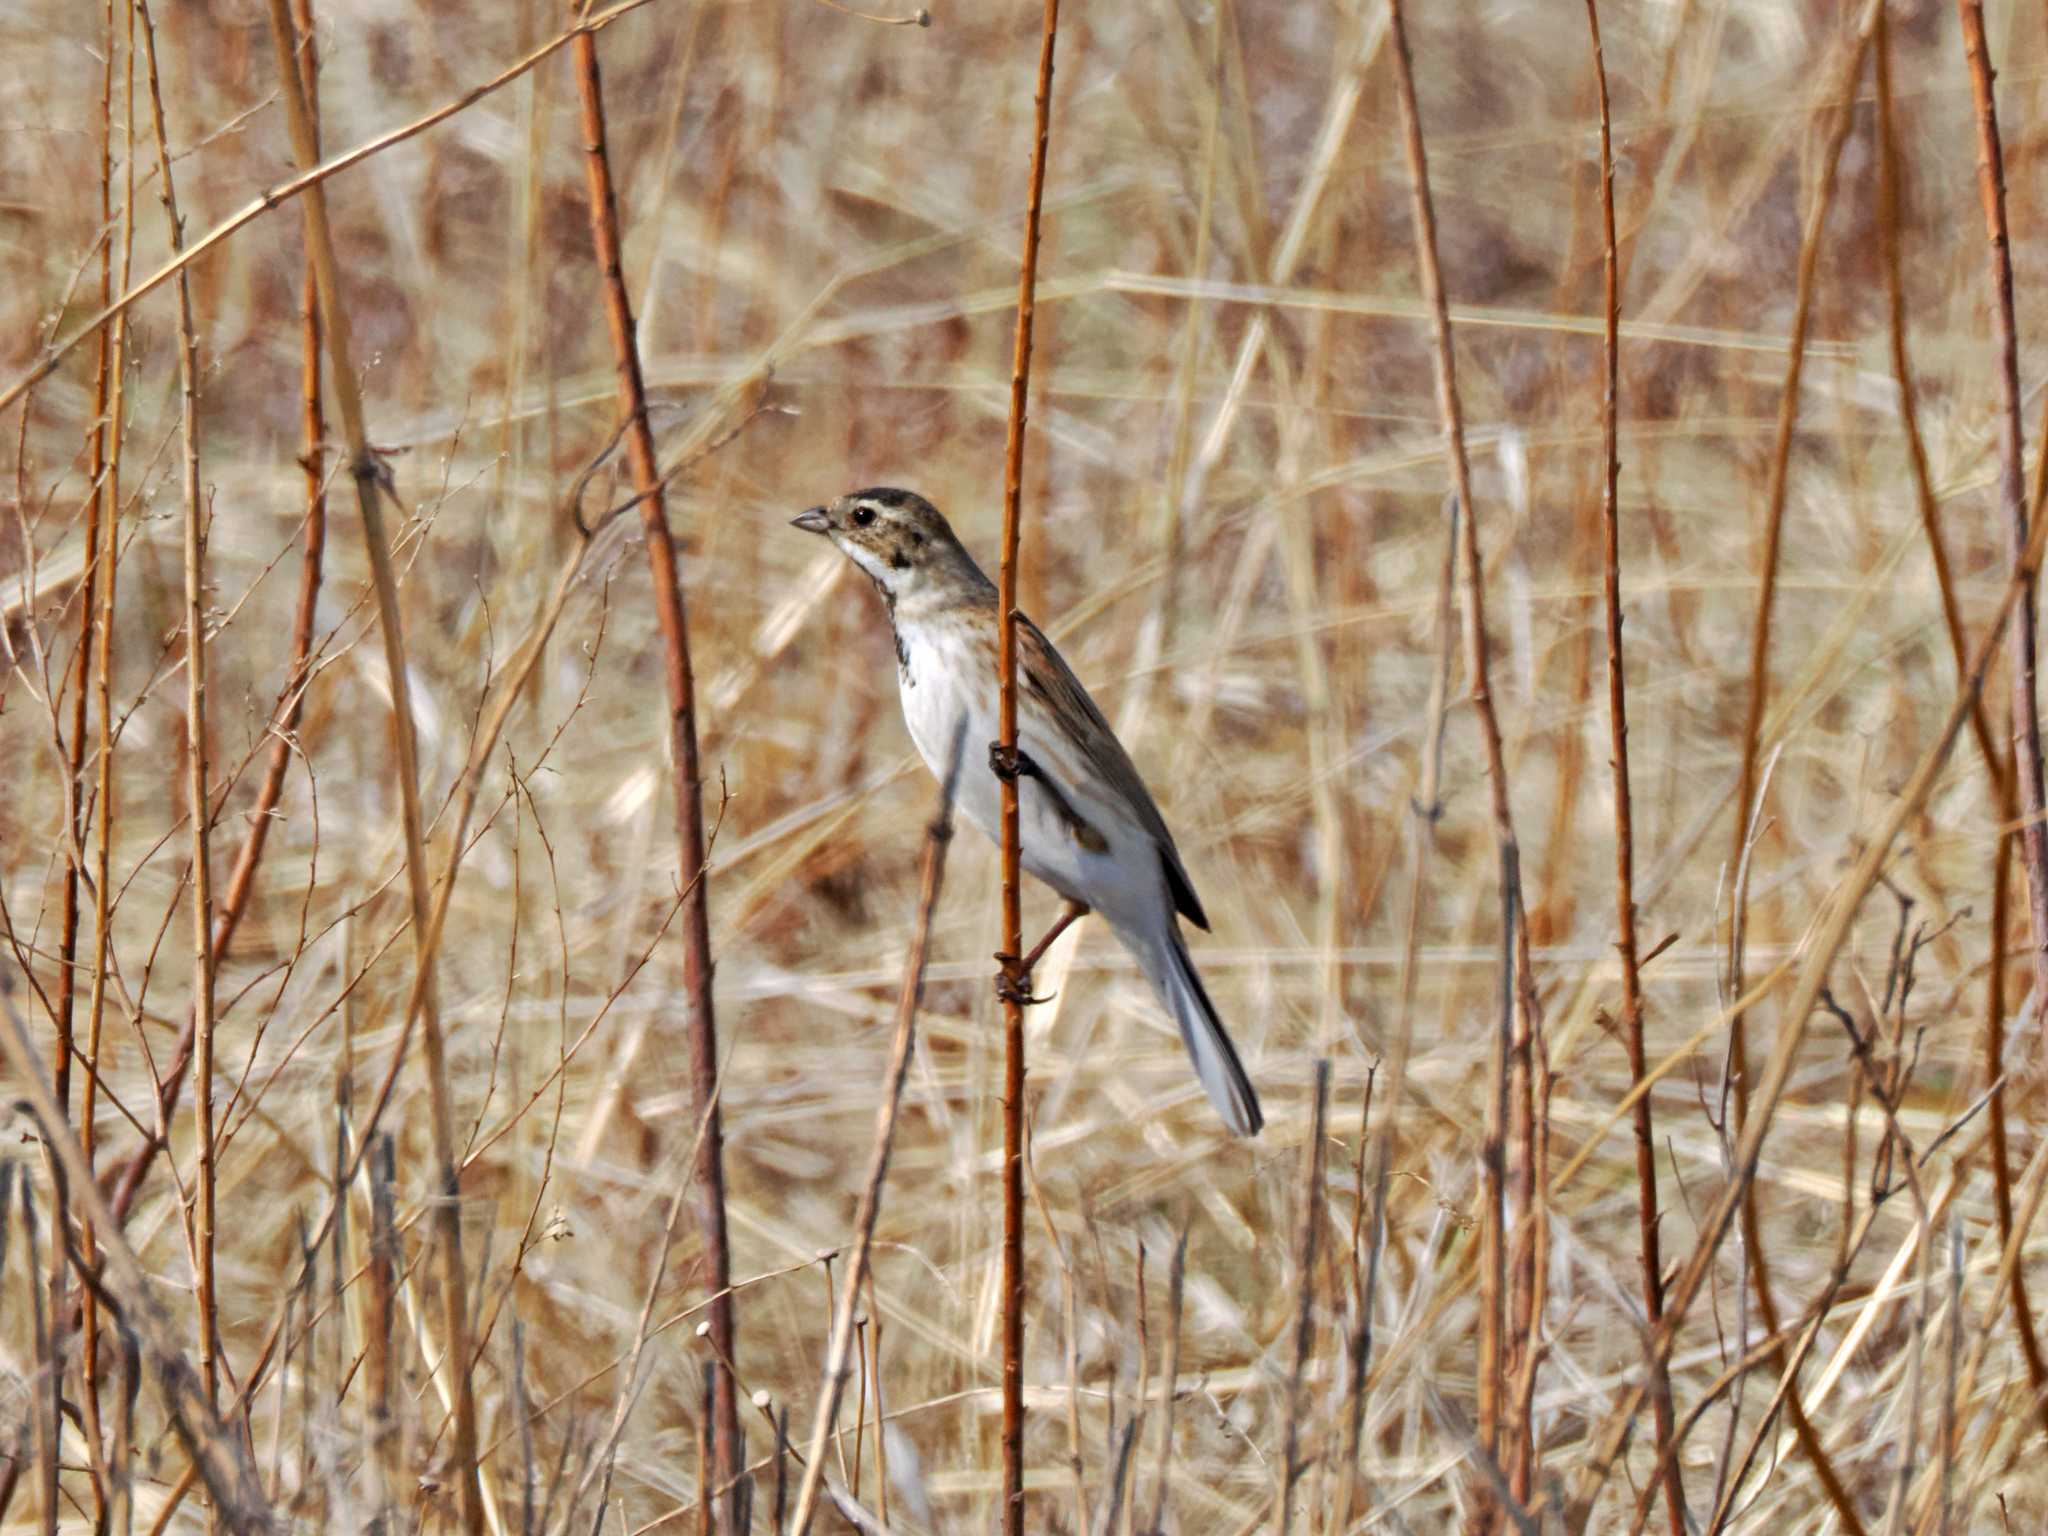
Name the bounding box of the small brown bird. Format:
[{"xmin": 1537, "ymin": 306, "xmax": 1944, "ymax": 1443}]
[{"xmin": 793, "ymin": 487, "xmax": 1261, "ymax": 1135}]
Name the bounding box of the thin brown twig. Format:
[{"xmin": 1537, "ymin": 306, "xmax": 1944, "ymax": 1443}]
[
  {"xmin": 1334, "ymin": 493, "xmax": 1457, "ymax": 1531},
  {"xmin": 79, "ymin": 0, "xmax": 136, "ymax": 1454},
  {"xmin": 1953, "ymin": 0, "xmax": 2048, "ymax": 1041},
  {"xmin": 569, "ymin": 16, "xmax": 742, "ymax": 1526},
  {"xmin": 1875, "ymin": 0, "xmax": 2047, "ymax": 1430},
  {"xmin": 1556, "ymin": 415, "xmax": 2048, "ymax": 1531},
  {"xmin": 134, "ymin": 0, "xmax": 221, "ymax": 1417},
  {"xmin": 1023, "ymin": 1125, "xmax": 1089, "ymax": 1536},
  {"xmin": 0, "ymin": 0, "xmax": 666, "ymax": 425},
  {"xmin": 789, "ymin": 746, "xmax": 961, "ymax": 1536},
  {"xmin": 1278, "ymin": 1061, "xmax": 1330, "ymax": 1536},
  {"xmin": 1583, "ymin": 4, "xmax": 1681, "ymax": 1529},
  {"xmin": 62, "ymin": 0, "xmax": 120, "ymax": 1494},
  {"xmin": 0, "ymin": 987, "xmax": 274, "ymax": 1536},
  {"xmin": 1146, "ymin": 1221, "xmax": 1185, "ymax": 1536},
  {"xmin": 1715, "ymin": 13, "xmax": 1876, "ymax": 1530},
  {"xmin": 257, "ymin": 4, "xmax": 483, "ymax": 1532},
  {"xmin": 993, "ymin": 3, "xmax": 1061, "ymax": 1533},
  {"xmin": 1383, "ymin": 3, "xmax": 1544, "ymax": 1517}
]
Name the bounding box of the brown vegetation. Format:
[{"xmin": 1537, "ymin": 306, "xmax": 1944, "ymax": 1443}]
[{"xmin": 4, "ymin": 1, "xmax": 2048, "ymax": 1532}]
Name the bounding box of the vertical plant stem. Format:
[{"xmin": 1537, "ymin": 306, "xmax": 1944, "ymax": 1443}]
[
  {"xmin": 80, "ymin": 0, "xmax": 136, "ymax": 1454},
  {"xmin": 1561, "ymin": 474, "xmax": 2048, "ymax": 1529},
  {"xmin": 995, "ymin": 4, "xmax": 1060, "ymax": 1533},
  {"xmin": 1876, "ymin": 0, "xmax": 2047, "ymax": 1425},
  {"xmin": 1954, "ymin": 0, "xmax": 2048, "ymax": 1033},
  {"xmin": 0, "ymin": 997, "xmax": 275, "ymax": 1534},
  {"xmin": 1716, "ymin": 15, "xmax": 1874, "ymax": 1529},
  {"xmin": 63, "ymin": 0, "xmax": 120, "ymax": 1492},
  {"xmin": 1583, "ymin": 4, "xmax": 1682, "ymax": 1530},
  {"xmin": 216, "ymin": 0, "xmax": 329, "ymax": 973},
  {"xmin": 258, "ymin": 3, "xmax": 482, "ymax": 1531},
  {"xmin": 567, "ymin": 16, "xmax": 741, "ymax": 1525},
  {"xmin": 789, "ymin": 761, "xmax": 960, "ymax": 1536},
  {"xmin": 1383, "ymin": 3, "xmax": 1543, "ymax": 1517},
  {"xmin": 135, "ymin": 0, "xmax": 220, "ymax": 1416},
  {"xmin": 1278, "ymin": 1062, "xmax": 1330, "ymax": 1536}
]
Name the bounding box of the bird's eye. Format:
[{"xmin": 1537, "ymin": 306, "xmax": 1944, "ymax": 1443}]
[{"xmin": 851, "ymin": 505, "xmax": 876, "ymax": 528}]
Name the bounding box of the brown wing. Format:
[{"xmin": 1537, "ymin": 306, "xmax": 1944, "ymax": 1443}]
[{"xmin": 1016, "ymin": 615, "xmax": 1210, "ymax": 930}]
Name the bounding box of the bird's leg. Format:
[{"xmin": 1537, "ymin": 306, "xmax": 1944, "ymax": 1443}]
[
  {"xmin": 994, "ymin": 900, "xmax": 1090, "ymax": 1007},
  {"xmin": 1020, "ymin": 899, "xmax": 1089, "ymax": 974}
]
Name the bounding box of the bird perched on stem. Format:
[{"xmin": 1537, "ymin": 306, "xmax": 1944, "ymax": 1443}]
[{"xmin": 793, "ymin": 487, "xmax": 1262, "ymax": 1136}]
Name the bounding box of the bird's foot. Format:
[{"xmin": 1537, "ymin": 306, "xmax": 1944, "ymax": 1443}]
[
  {"xmin": 993, "ymin": 954, "xmax": 1055, "ymax": 1008},
  {"xmin": 987, "ymin": 742, "xmax": 1040, "ymax": 783}
]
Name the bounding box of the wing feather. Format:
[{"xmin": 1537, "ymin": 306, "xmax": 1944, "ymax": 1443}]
[{"xmin": 1016, "ymin": 615, "xmax": 1209, "ymax": 930}]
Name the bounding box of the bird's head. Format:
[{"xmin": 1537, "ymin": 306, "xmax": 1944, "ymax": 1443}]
[{"xmin": 791, "ymin": 487, "xmax": 990, "ymax": 615}]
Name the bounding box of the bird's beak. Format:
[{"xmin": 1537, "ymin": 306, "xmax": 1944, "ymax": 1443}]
[{"xmin": 791, "ymin": 506, "xmax": 831, "ymax": 535}]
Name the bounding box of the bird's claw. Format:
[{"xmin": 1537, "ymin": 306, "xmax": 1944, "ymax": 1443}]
[
  {"xmin": 988, "ymin": 742, "xmax": 1038, "ymax": 783},
  {"xmin": 993, "ymin": 954, "xmax": 1054, "ymax": 1008}
]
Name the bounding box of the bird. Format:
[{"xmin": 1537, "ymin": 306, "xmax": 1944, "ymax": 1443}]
[{"xmin": 792, "ymin": 487, "xmax": 1262, "ymax": 1136}]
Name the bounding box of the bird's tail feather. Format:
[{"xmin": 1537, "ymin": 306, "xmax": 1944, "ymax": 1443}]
[{"xmin": 1136, "ymin": 922, "xmax": 1263, "ymax": 1136}]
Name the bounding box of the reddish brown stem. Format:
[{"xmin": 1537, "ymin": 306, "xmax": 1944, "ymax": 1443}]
[
  {"xmin": 1877, "ymin": 1, "xmax": 2047, "ymax": 1428},
  {"xmin": 994, "ymin": 3, "xmax": 1061, "ymax": 1533},
  {"xmin": 1715, "ymin": 17, "xmax": 1873, "ymax": 1531},
  {"xmin": 1954, "ymin": 0, "xmax": 2048, "ymax": 1041},
  {"xmin": 1383, "ymin": 4, "xmax": 1543, "ymax": 1519},
  {"xmin": 134, "ymin": 0, "xmax": 221, "ymax": 1416},
  {"xmin": 1583, "ymin": 5, "xmax": 1682, "ymax": 1529},
  {"xmin": 569, "ymin": 21, "xmax": 741, "ymax": 1527},
  {"xmin": 96, "ymin": 0, "xmax": 333, "ymax": 1326}
]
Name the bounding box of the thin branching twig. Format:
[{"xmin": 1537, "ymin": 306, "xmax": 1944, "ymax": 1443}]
[
  {"xmin": 1384, "ymin": 2, "xmax": 1544, "ymax": 1515},
  {"xmin": 1953, "ymin": 0, "xmax": 2048, "ymax": 1039},
  {"xmin": 258, "ymin": 4, "xmax": 484, "ymax": 1531},
  {"xmin": 789, "ymin": 742, "xmax": 961, "ymax": 1535},
  {"xmin": 1583, "ymin": 4, "xmax": 1681, "ymax": 1528},
  {"xmin": 569, "ymin": 17, "xmax": 744, "ymax": 1525},
  {"xmin": 1716, "ymin": 14, "xmax": 1877, "ymax": 1527},
  {"xmin": 135, "ymin": 0, "xmax": 222, "ymax": 1414}
]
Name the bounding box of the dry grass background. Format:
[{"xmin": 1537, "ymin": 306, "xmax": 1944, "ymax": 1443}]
[{"xmin": 5, "ymin": 0, "xmax": 2048, "ymax": 1530}]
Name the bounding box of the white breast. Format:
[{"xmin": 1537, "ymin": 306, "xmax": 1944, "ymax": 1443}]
[{"xmin": 893, "ymin": 614, "xmax": 1154, "ymax": 921}]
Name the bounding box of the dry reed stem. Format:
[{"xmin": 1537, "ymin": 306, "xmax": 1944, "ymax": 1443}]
[
  {"xmin": 1022, "ymin": 1130, "xmax": 1089, "ymax": 1536},
  {"xmin": 131, "ymin": 0, "xmax": 223, "ymax": 1428},
  {"xmin": 993, "ymin": 2, "xmax": 1060, "ymax": 1531},
  {"xmin": 1583, "ymin": 4, "xmax": 1681, "ymax": 1528},
  {"xmin": 257, "ymin": 3, "xmax": 483, "ymax": 1531},
  {"xmin": 47, "ymin": 0, "xmax": 119, "ymax": 1501},
  {"xmin": 569, "ymin": 16, "xmax": 742, "ymax": 1524},
  {"xmin": 59, "ymin": 1, "xmax": 120, "ymax": 1498},
  {"xmin": 790, "ymin": 754, "xmax": 960, "ymax": 1536},
  {"xmin": 1146, "ymin": 1220, "xmax": 1185, "ymax": 1535},
  {"xmin": 582, "ymin": 1028, "xmax": 734, "ymax": 1532},
  {"xmin": 1716, "ymin": 14, "xmax": 1876, "ymax": 1528},
  {"xmin": 0, "ymin": 990, "xmax": 274, "ymax": 1535},
  {"xmin": 1336, "ymin": 491, "xmax": 1459, "ymax": 1529},
  {"xmin": 1383, "ymin": 0, "xmax": 1544, "ymax": 1515},
  {"xmin": 1952, "ymin": 0, "xmax": 2048, "ymax": 1038},
  {"xmin": 77, "ymin": 0, "xmax": 135, "ymax": 1464},
  {"xmin": 1277, "ymin": 1060, "xmax": 1329, "ymax": 1536},
  {"xmin": 1558, "ymin": 446, "xmax": 2048, "ymax": 1531},
  {"xmin": 0, "ymin": 0, "xmax": 667, "ymax": 423},
  {"xmin": 1873, "ymin": 2, "xmax": 2048, "ymax": 1433}
]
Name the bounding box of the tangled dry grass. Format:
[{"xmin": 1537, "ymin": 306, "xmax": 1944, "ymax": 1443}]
[{"xmin": 5, "ymin": 0, "xmax": 2048, "ymax": 1531}]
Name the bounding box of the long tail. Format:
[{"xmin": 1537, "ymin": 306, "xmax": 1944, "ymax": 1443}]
[{"xmin": 1133, "ymin": 920, "xmax": 1263, "ymax": 1136}]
